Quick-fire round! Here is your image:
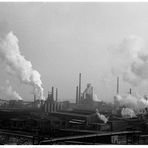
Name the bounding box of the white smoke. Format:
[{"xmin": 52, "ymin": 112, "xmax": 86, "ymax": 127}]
[
  {"xmin": 122, "ymin": 94, "xmax": 138, "ymax": 109},
  {"xmin": 93, "ymin": 93, "xmax": 102, "ymax": 102},
  {"xmin": 121, "ymin": 107, "xmax": 136, "ymax": 118},
  {"xmin": 111, "ymin": 35, "xmax": 148, "ymax": 86},
  {"xmin": 137, "ymin": 96, "xmax": 148, "ymax": 110},
  {"xmin": 0, "ymin": 80, "xmax": 22, "ymax": 100},
  {"xmin": 96, "ymin": 109, "xmax": 108, "ymax": 123},
  {"xmin": 114, "ymin": 94, "xmax": 122, "ymax": 102},
  {"xmin": 0, "ymin": 32, "xmax": 44, "ymax": 100},
  {"xmin": 114, "ymin": 94, "xmax": 138, "ymax": 110},
  {"xmin": 114, "ymin": 94, "xmax": 148, "ymax": 114}
]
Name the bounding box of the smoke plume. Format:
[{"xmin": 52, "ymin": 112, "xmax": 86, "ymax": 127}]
[
  {"xmin": 96, "ymin": 109, "xmax": 108, "ymax": 123},
  {"xmin": 0, "ymin": 80, "xmax": 22, "ymax": 100},
  {"xmin": 0, "ymin": 31, "xmax": 44, "ymax": 100},
  {"xmin": 114, "ymin": 94, "xmax": 148, "ymax": 114},
  {"xmin": 93, "ymin": 93, "xmax": 102, "ymax": 102},
  {"xmin": 111, "ymin": 35, "xmax": 148, "ymax": 86},
  {"xmin": 121, "ymin": 107, "xmax": 136, "ymax": 118}
]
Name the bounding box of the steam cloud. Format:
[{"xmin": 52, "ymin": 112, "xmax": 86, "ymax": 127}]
[
  {"xmin": 96, "ymin": 109, "xmax": 108, "ymax": 123},
  {"xmin": 93, "ymin": 93, "xmax": 102, "ymax": 102},
  {"xmin": 0, "ymin": 80, "xmax": 22, "ymax": 100},
  {"xmin": 121, "ymin": 107, "xmax": 136, "ymax": 118},
  {"xmin": 111, "ymin": 36, "xmax": 148, "ymax": 113},
  {"xmin": 111, "ymin": 35, "xmax": 148, "ymax": 86},
  {"xmin": 115, "ymin": 94, "xmax": 148, "ymax": 114},
  {"xmin": 0, "ymin": 32, "xmax": 44, "ymax": 100}
]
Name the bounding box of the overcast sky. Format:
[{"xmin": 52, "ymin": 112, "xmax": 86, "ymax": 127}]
[{"xmin": 0, "ymin": 3, "xmax": 148, "ymax": 102}]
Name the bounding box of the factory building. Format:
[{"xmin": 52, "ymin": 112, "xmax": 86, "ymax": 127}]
[
  {"xmin": 44, "ymin": 87, "xmax": 69, "ymax": 113},
  {"xmin": 44, "ymin": 87, "xmax": 62, "ymax": 112}
]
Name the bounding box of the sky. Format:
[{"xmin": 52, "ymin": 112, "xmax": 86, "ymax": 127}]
[{"xmin": 0, "ymin": 3, "xmax": 148, "ymax": 102}]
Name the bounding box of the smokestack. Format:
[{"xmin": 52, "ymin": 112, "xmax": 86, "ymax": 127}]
[
  {"xmin": 52, "ymin": 86, "xmax": 54, "ymax": 101},
  {"xmin": 92, "ymin": 86, "xmax": 93, "ymax": 100},
  {"xmin": 79, "ymin": 73, "xmax": 81, "ymax": 103},
  {"xmin": 56, "ymin": 88, "xmax": 58, "ymax": 102},
  {"xmin": 34, "ymin": 94, "xmax": 36, "ymax": 107},
  {"xmin": 117, "ymin": 77, "xmax": 119, "ymax": 94},
  {"xmin": 47, "ymin": 91, "xmax": 50, "ymax": 100},
  {"xmin": 129, "ymin": 88, "xmax": 132, "ymax": 95},
  {"xmin": 76, "ymin": 86, "xmax": 78, "ymax": 104}
]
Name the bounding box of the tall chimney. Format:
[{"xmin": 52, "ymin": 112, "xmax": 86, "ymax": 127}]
[
  {"xmin": 76, "ymin": 86, "xmax": 79, "ymax": 104},
  {"xmin": 52, "ymin": 86, "xmax": 54, "ymax": 101},
  {"xmin": 79, "ymin": 73, "xmax": 81, "ymax": 103},
  {"xmin": 34, "ymin": 94, "xmax": 36, "ymax": 102},
  {"xmin": 47, "ymin": 91, "xmax": 50, "ymax": 100},
  {"xmin": 117, "ymin": 77, "xmax": 119, "ymax": 94},
  {"xmin": 34, "ymin": 94, "xmax": 36, "ymax": 108},
  {"xmin": 56, "ymin": 88, "xmax": 58, "ymax": 102},
  {"xmin": 129, "ymin": 88, "xmax": 132, "ymax": 95}
]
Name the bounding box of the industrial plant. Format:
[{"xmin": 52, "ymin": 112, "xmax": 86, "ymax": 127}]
[{"xmin": 0, "ymin": 73, "xmax": 147, "ymax": 145}]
